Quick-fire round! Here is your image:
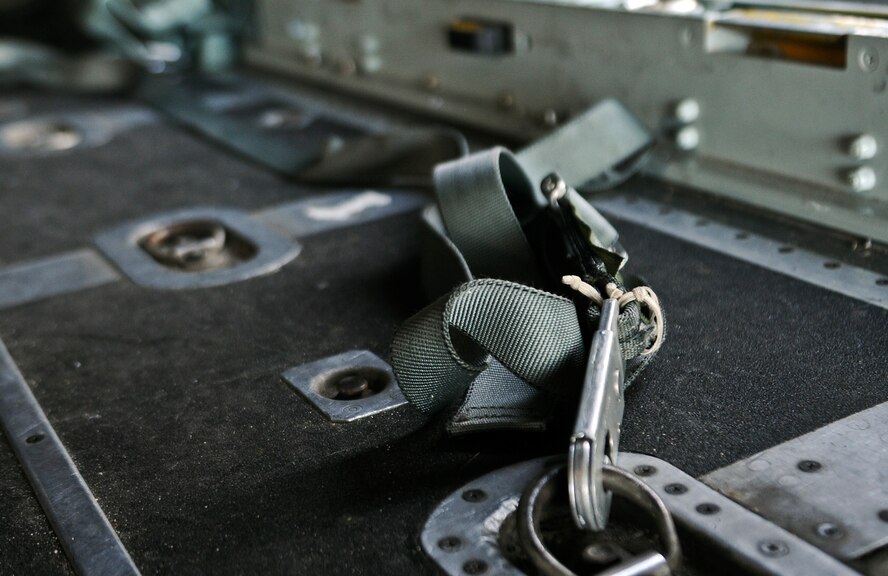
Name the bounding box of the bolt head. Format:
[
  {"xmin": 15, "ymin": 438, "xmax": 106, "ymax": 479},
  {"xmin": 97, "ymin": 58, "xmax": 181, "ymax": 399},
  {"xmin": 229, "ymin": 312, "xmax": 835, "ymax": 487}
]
[
  {"xmin": 848, "ymin": 166, "xmax": 877, "ymax": 193},
  {"xmin": 541, "ymin": 109, "xmax": 558, "ymax": 127},
  {"xmin": 675, "ymin": 126, "xmax": 700, "ymax": 151},
  {"xmin": 849, "ymin": 134, "xmax": 878, "ymax": 160},
  {"xmin": 674, "ymin": 98, "xmax": 700, "ymax": 123}
]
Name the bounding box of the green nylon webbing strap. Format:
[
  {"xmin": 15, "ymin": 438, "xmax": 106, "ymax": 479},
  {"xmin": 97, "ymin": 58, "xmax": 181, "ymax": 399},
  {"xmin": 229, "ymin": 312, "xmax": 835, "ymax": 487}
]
[
  {"xmin": 391, "ymin": 279, "xmax": 586, "ymax": 415},
  {"xmin": 434, "ymin": 147, "xmax": 542, "ymax": 285},
  {"xmin": 391, "ymin": 100, "xmax": 658, "ymax": 434}
]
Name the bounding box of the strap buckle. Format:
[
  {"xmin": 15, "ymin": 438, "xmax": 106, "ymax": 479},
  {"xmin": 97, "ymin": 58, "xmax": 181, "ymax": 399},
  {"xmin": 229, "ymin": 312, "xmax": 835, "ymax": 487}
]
[{"xmin": 568, "ymin": 297, "xmax": 625, "ymax": 531}]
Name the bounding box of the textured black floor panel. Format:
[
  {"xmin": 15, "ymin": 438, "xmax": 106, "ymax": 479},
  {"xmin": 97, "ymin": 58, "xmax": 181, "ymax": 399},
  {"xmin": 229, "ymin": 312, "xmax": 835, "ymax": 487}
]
[
  {"xmin": 0, "ymin": 440, "xmax": 72, "ymax": 576},
  {"xmin": 614, "ymin": 218, "xmax": 888, "ymax": 477},
  {"xmin": 2, "ymin": 89, "xmax": 888, "ymax": 574},
  {"xmin": 0, "ymin": 92, "xmax": 314, "ymax": 266}
]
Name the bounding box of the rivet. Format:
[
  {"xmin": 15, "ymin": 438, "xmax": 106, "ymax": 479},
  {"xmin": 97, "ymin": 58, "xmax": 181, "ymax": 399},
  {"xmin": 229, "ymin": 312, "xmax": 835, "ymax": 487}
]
[
  {"xmin": 758, "ymin": 540, "xmax": 789, "ymax": 557},
  {"xmin": 797, "ymin": 460, "xmax": 821, "ymax": 472},
  {"xmin": 496, "ymin": 92, "xmax": 516, "ymax": 110},
  {"xmin": 634, "ymin": 464, "xmax": 657, "ymax": 476},
  {"xmin": 848, "ymin": 166, "xmax": 877, "ymax": 193},
  {"xmin": 815, "ymin": 522, "xmax": 844, "ymax": 539},
  {"xmin": 462, "ymin": 489, "xmax": 487, "ymax": 503},
  {"xmin": 437, "ymin": 536, "xmax": 462, "ymax": 552},
  {"xmin": 849, "ymin": 134, "xmax": 878, "ymax": 160},
  {"xmin": 335, "ymin": 58, "xmax": 357, "ymax": 76},
  {"xmin": 695, "ymin": 503, "xmax": 720, "ymax": 515},
  {"xmin": 421, "ymin": 73, "xmax": 441, "ymax": 91},
  {"xmin": 859, "ymin": 49, "xmax": 879, "ymax": 72},
  {"xmin": 664, "ymin": 483, "xmax": 688, "ymax": 495},
  {"xmin": 674, "ymin": 98, "xmax": 700, "ymax": 124},
  {"xmin": 462, "ymin": 559, "xmax": 488, "ymax": 574},
  {"xmin": 541, "ymin": 109, "xmax": 559, "ymax": 127},
  {"xmin": 675, "ymin": 126, "xmax": 700, "ymax": 151}
]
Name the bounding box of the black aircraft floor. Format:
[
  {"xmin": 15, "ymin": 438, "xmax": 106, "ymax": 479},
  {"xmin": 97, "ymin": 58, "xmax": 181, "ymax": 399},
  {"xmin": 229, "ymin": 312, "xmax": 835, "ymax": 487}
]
[{"xmin": 0, "ymin": 88, "xmax": 887, "ymax": 575}]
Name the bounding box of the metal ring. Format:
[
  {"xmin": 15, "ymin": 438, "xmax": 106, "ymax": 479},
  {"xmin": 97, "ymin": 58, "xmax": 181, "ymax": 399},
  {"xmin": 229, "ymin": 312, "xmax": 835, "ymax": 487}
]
[
  {"xmin": 141, "ymin": 220, "xmax": 227, "ymax": 266},
  {"xmin": 519, "ymin": 462, "xmax": 681, "ymax": 576}
]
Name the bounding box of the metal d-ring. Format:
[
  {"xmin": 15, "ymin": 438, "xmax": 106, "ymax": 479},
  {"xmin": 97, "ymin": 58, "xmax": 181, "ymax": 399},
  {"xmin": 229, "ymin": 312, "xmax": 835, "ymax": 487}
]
[
  {"xmin": 519, "ymin": 462, "xmax": 681, "ymax": 576},
  {"xmin": 140, "ymin": 220, "xmax": 227, "ymax": 267}
]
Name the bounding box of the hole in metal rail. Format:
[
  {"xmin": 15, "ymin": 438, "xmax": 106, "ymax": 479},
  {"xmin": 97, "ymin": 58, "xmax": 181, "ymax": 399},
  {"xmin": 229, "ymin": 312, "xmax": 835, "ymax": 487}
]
[
  {"xmin": 25, "ymin": 434, "xmax": 45, "ymax": 444},
  {"xmin": 461, "ymin": 489, "xmax": 488, "ymax": 503},
  {"xmin": 778, "ymin": 246, "xmax": 794, "ymax": 254},
  {"xmin": 823, "ymin": 261, "xmax": 841, "ymax": 270}
]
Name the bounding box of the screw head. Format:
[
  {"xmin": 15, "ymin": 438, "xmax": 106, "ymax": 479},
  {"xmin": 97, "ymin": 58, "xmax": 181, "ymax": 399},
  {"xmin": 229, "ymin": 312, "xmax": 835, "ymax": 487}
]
[
  {"xmin": 797, "ymin": 460, "xmax": 822, "ymax": 473},
  {"xmin": 541, "ymin": 109, "xmax": 559, "ymax": 127},
  {"xmin": 634, "ymin": 464, "xmax": 657, "ymax": 477},
  {"xmin": 758, "ymin": 540, "xmax": 789, "ymax": 557},
  {"xmin": 664, "ymin": 483, "xmax": 688, "ymax": 495}
]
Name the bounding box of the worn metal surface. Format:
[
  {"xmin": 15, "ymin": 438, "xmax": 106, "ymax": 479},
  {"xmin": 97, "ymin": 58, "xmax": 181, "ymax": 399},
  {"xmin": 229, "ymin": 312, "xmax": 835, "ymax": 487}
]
[
  {"xmin": 422, "ymin": 457, "xmax": 554, "ymax": 576},
  {"xmin": 252, "ymin": 189, "xmax": 425, "ymax": 238},
  {"xmin": 0, "ymin": 250, "xmax": 120, "ymax": 311},
  {"xmin": 95, "ymin": 207, "xmax": 301, "ymax": 290},
  {"xmin": 521, "ymin": 464, "xmax": 678, "ymax": 576},
  {"xmin": 703, "ymin": 401, "xmax": 888, "ymax": 560},
  {"xmin": 594, "ymin": 194, "xmax": 888, "ymax": 310},
  {"xmin": 0, "ymin": 339, "xmax": 140, "ymax": 576},
  {"xmin": 248, "ymin": 0, "xmax": 888, "ymax": 244},
  {"xmin": 423, "ymin": 454, "xmax": 860, "ymax": 576},
  {"xmin": 281, "ymin": 350, "xmax": 408, "ymax": 422}
]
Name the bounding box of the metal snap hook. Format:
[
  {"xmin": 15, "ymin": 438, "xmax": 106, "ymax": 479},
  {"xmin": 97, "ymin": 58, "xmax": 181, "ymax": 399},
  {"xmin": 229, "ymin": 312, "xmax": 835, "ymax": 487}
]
[{"xmin": 569, "ymin": 298, "xmax": 625, "ymax": 531}]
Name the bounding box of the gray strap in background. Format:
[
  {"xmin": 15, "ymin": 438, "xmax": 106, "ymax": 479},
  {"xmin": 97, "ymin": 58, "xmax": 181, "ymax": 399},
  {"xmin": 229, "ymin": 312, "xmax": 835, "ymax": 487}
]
[
  {"xmin": 140, "ymin": 76, "xmax": 468, "ymax": 187},
  {"xmin": 518, "ymin": 98, "xmax": 652, "ymax": 190}
]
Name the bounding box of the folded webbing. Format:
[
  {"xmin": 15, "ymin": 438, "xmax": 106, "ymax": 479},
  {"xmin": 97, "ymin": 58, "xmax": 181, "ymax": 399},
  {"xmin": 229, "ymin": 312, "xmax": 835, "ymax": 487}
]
[{"xmin": 391, "ymin": 279, "xmax": 585, "ymax": 415}]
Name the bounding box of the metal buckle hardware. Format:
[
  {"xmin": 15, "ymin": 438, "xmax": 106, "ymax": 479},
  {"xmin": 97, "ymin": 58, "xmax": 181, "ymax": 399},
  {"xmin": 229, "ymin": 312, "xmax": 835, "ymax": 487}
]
[{"xmin": 568, "ymin": 297, "xmax": 625, "ymax": 531}]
